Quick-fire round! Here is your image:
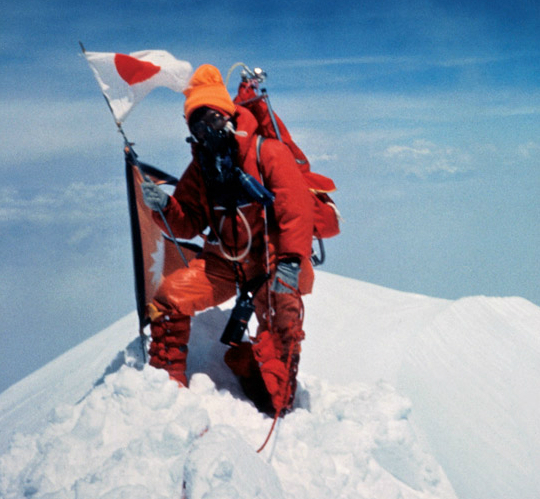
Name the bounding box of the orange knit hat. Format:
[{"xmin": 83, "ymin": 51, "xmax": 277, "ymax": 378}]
[{"xmin": 183, "ymin": 64, "xmax": 236, "ymax": 122}]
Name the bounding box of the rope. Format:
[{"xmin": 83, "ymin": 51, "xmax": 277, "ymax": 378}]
[{"xmin": 256, "ymin": 411, "xmax": 280, "ymax": 453}]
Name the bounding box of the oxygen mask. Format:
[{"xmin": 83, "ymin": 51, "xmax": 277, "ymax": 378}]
[{"xmin": 188, "ymin": 107, "xmax": 231, "ymax": 156}]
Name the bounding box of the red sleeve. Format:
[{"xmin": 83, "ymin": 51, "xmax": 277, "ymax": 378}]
[
  {"xmin": 258, "ymin": 139, "xmax": 314, "ymax": 260},
  {"xmin": 152, "ymin": 162, "xmax": 209, "ymax": 239}
]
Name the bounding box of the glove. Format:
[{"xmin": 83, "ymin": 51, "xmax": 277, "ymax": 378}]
[
  {"xmin": 141, "ymin": 180, "xmax": 169, "ymax": 211},
  {"xmin": 271, "ymin": 259, "xmax": 300, "ymax": 294}
]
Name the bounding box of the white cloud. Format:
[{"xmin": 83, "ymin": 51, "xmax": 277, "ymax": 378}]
[
  {"xmin": 517, "ymin": 141, "xmax": 540, "ymax": 159},
  {"xmin": 384, "ymin": 143, "xmax": 432, "ymax": 159},
  {"xmin": 382, "ymin": 139, "xmax": 472, "ymax": 179},
  {"xmin": 275, "ymin": 53, "xmax": 532, "ymax": 72},
  {"xmin": 307, "ymin": 153, "xmax": 338, "ymax": 163},
  {"xmin": 0, "ymin": 181, "xmax": 127, "ymax": 241},
  {"xmin": 276, "ymin": 55, "xmax": 417, "ymax": 69}
]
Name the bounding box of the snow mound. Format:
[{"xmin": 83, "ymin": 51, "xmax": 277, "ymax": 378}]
[{"xmin": 0, "ymin": 344, "xmax": 456, "ymax": 499}]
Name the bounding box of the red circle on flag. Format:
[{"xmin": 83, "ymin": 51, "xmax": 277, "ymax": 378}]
[{"xmin": 115, "ymin": 53, "xmax": 161, "ymax": 85}]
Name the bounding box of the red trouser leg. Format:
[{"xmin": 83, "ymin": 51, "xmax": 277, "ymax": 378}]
[
  {"xmin": 149, "ymin": 254, "xmax": 239, "ymax": 386},
  {"xmin": 228, "ymin": 259, "xmax": 314, "ymax": 415}
]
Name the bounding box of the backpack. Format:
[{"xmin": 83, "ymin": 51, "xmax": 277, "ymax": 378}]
[{"xmin": 233, "ymin": 81, "xmax": 341, "ymax": 247}]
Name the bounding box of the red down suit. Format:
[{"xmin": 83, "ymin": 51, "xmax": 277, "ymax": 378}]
[{"xmin": 148, "ymin": 105, "xmax": 315, "ymax": 412}]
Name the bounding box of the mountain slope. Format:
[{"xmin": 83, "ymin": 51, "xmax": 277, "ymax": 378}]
[
  {"xmin": 0, "ymin": 313, "xmax": 138, "ymax": 454},
  {"xmin": 400, "ymin": 295, "xmax": 540, "ymax": 499}
]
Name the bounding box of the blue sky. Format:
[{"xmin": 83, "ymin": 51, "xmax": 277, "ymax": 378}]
[{"xmin": 1, "ymin": 0, "xmax": 539, "ymax": 393}]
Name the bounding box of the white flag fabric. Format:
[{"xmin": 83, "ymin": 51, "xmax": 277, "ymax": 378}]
[{"xmin": 84, "ymin": 50, "xmax": 193, "ymax": 122}]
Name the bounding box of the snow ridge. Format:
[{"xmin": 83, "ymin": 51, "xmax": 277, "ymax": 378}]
[{"xmin": 1, "ymin": 272, "xmax": 539, "ymax": 499}]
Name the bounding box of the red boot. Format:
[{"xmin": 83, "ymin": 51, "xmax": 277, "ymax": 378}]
[
  {"xmin": 149, "ymin": 312, "xmax": 191, "ymax": 386},
  {"xmin": 252, "ymin": 325, "xmax": 305, "ymax": 415},
  {"xmin": 224, "ymin": 342, "xmax": 275, "ymax": 416}
]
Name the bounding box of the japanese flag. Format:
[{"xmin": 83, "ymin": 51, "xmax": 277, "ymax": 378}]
[{"xmin": 84, "ymin": 50, "xmax": 193, "ymax": 122}]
